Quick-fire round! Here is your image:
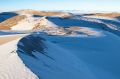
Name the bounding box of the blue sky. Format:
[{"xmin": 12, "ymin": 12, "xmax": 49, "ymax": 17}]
[{"xmin": 0, "ymin": 0, "xmax": 120, "ymax": 12}]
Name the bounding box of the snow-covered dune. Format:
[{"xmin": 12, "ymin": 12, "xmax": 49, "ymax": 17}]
[
  {"xmin": 0, "ymin": 35, "xmax": 38, "ymax": 79},
  {"xmin": 0, "ymin": 11, "xmax": 120, "ymax": 79},
  {"xmin": 17, "ymin": 34, "xmax": 97, "ymax": 79},
  {"xmin": 16, "ymin": 31, "xmax": 120, "ymax": 79}
]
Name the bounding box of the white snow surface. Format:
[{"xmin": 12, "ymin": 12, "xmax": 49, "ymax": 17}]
[
  {"xmin": 1, "ymin": 12, "xmax": 120, "ymax": 79},
  {"xmin": 0, "ymin": 35, "xmax": 38, "ymax": 79},
  {"xmin": 17, "ymin": 31, "xmax": 120, "ymax": 79},
  {"xmin": 11, "ymin": 16, "xmax": 37, "ymax": 30},
  {"xmin": 11, "ymin": 16, "xmax": 58, "ymax": 31},
  {"xmin": 83, "ymin": 15, "xmax": 118, "ymax": 21}
]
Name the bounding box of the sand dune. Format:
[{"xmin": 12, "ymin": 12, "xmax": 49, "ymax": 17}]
[
  {"xmin": 0, "ymin": 10, "xmax": 120, "ymax": 79},
  {"xmin": 0, "ymin": 15, "xmax": 26, "ymax": 30},
  {"xmin": 0, "ymin": 35, "xmax": 25, "ymax": 45},
  {"xmin": 0, "ymin": 34, "xmax": 38, "ymax": 79},
  {"xmin": 16, "ymin": 9, "xmax": 72, "ymax": 18},
  {"xmin": 84, "ymin": 13, "xmax": 120, "ymax": 18}
]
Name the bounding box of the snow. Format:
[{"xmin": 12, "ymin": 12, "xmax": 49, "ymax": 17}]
[
  {"xmin": 11, "ymin": 16, "xmax": 58, "ymax": 31},
  {"xmin": 68, "ymin": 27, "xmax": 103, "ymax": 37},
  {"xmin": 17, "ymin": 35, "xmax": 97, "ymax": 79},
  {"xmin": 38, "ymin": 17, "xmax": 58, "ymax": 28},
  {"xmin": 1, "ymin": 11, "xmax": 120, "ymax": 79},
  {"xmin": 83, "ymin": 15, "xmax": 119, "ymax": 21},
  {"xmin": 11, "ymin": 16, "xmax": 37, "ymax": 30},
  {"xmin": 16, "ymin": 30, "xmax": 120, "ymax": 79},
  {"xmin": 39, "ymin": 30, "xmax": 120, "ymax": 79},
  {"xmin": 0, "ymin": 35, "xmax": 38, "ymax": 79}
]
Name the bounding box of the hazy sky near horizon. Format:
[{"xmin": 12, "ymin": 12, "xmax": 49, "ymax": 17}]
[{"xmin": 0, "ymin": 0, "xmax": 120, "ymax": 12}]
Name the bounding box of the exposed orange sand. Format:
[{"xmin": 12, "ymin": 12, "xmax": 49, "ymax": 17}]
[
  {"xmin": 0, "ymin": 15, "xmax": 26, "ymax": 30},
  {"xmin": 0, "ymin": 35, "xmax": 23, "ymax": 45},
  {"xmin": 91, "ymin": 13, "xmax": 120, "ymax": 18}
]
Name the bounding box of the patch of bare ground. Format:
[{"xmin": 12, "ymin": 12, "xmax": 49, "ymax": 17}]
[
  {"xmin": 90, "ymin": 13, "xmax": 120, "ymax": 18},
  {"xmin": 0, "ymin": 15, "xmax": 26, "ymax": 30},
  {"xmin": 66, "ymin": 26, "xmax": 81, "ymax": 30},
  {"xmin": 0, "ymin": 35, "xmax": 23, "ymax": 45}
]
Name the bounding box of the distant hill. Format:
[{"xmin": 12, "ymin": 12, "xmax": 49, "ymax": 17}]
[
  {"xmin": 16, "ymin": 9, "xmax": 72, "ymax": 18},
  {"xmin": 83, "ymin": 13, "xmax": 120, "ymax": 18}
]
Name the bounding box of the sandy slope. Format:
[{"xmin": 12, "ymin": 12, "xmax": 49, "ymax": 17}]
[
  {"xmin": 0, "ymin": 35, "xmax": 24, "ymax": 45},
  {"xmin": 0, "ymin": 15, "xmax": 26, "ymax": 30},
  {"xmin": 91, "ymin": 13, "xmax": 120, "ymax": 18},
  {"xmin": 0, "ymin": 35, "xmax": 38, "ymax": 79}
]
